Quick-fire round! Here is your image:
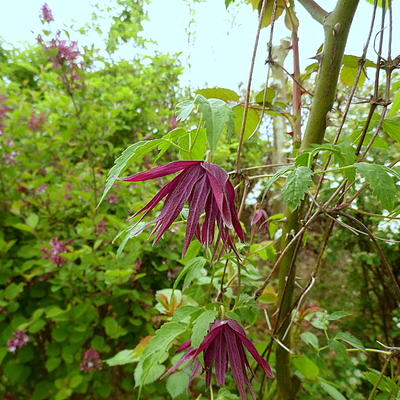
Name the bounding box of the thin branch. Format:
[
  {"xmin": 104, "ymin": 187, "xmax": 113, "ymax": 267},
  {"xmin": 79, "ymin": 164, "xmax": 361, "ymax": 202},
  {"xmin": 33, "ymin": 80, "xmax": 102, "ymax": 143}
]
[{"xmin": 298, "ymin": 0, "xmax": 328, "ymax": 24}]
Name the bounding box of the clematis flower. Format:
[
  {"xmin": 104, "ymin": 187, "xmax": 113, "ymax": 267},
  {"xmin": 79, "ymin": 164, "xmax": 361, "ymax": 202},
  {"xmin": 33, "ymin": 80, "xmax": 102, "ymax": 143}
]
[
  {"xmin": 162, "ymin": 319, "xmax": 274, "ymax": 399},
  {"xmin": 120, "ymin": 161, "xmax": 244, "ymax": 254},
  {"xmin": 250, "ymin": 209, "xmax": 268, "ymax": 233}
]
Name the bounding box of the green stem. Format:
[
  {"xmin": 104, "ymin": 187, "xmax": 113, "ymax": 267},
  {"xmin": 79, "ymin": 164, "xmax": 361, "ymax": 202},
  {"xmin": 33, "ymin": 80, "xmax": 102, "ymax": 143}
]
[
  {"xmin": 367, "ymin": 356, "xmax": 391, "ymax": 400},
  {"xmin": 274, "ymin": 0, "xmax": 360, "ymax": 398}
]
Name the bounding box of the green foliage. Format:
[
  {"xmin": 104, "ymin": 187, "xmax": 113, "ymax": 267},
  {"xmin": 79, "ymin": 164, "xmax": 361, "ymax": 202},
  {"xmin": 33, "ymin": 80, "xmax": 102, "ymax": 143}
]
[{"xmin": 283, "ymin": 166, "xmax": 313, "ymax": 210}]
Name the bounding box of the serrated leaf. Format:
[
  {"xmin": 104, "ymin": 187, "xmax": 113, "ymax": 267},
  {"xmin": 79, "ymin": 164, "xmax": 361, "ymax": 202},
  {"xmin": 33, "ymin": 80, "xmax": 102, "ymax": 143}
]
[
  {"xmin": 195, "ymin": 95, "xmax": 234, "ymax": 152},
  {"xmin": 283, "ymin": 166, "xmax": 313, "ymax": 210},
  {"xmin": 335, "ymin": 332, "xmax": 364, "ymax": 350},
  {"xmin": 263, "ymin": 166, "xmax": 293, "ymax": 195},
  {"xmin": 364, "ymin": 370, "xmax": 398, "ymax": 393},
  {"xmin": 196, "ymin": 87, "xmax": 239, "ymax": 102},
  {"xmin": 173, "ymin": 257, "xmax": 207, "ymax": 292},
  {"xmin": 176, "ymin": 100, "xmax": 196, "ymax": 121},
  {"xmin": 98, "ymin": 140, "xmax": 163, "ymax": 206},
  {"xmin": 191, "ymin": 309, "xmax": 218, "ymax": 347},
  {"xmin": 166, "ymin": 371, "xmax": 190, "ymax": 398},
  {"xmin": 300, "ymin": 332, "xmax": 319, "ymax": 349},
  {"xmin": 319, "ymin": 381, "xmax": 347, "ymax": 400},
  {"xmin": 356, "ymin": 162, "xmax": 397, "ymax": 211}
]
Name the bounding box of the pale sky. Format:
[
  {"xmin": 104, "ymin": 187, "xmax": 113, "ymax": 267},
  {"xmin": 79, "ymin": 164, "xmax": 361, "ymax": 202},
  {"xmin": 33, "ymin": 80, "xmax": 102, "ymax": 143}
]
[{"xmin": 0, "ymin": 0, "xmax": 398, "ymax": 90}]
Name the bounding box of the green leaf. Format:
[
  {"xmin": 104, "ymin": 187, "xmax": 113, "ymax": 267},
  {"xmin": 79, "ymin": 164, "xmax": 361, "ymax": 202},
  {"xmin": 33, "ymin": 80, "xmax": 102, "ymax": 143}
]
[
  {"xmin": 319, "ymin": 381, "xmax": 347, "ymax": 400},
  {"xmin": 328, "ymin": 311, "xmax": 351, "ymax": 321},
  {"xmin": 103, "ymin": 316, "xmax": 127, "ymax": 339},
  {"xmin": 356, "ymin": 162, "xmax": 397, "ymax": 211},
  {"xmin": 196, "ymin": 87, "xmax": 240, "ymax": 102},
  {"xmin": 340, "ymin": 65, "xmax": 366, "ymax": 87},
  {"xmin": 248, "ymin": 0, "xmax": 286, "ymax": 27},
  {"xmin": 26, "ymin": 213, "xmax": 39, "ymax": 228},
  {"xmin": 106, "ymin": 336, "xmax": 152, "ymax": 366},
  {"xmin": 98, "ymin": 139, "xmax": 163, "ymax": 206},
  {"xmin": 255, "ymin": 87, "xmax": 275, "ymax": 104},
  {"xmin": 364, "ymin": 370, "xmax": 398, "ymax": 393},
  {"xmin": 283, "ymin": 166, "xmax": 313, "ymax": 210},
  {"xmin": 4, "ymin": 283, "xmax": 24, "ymax": 300},
  {"xmin": 191, "ymin": 309, "xmax": 218, "ymax": 348},
  {"xmin": 232, "ymin": 105, "xmax": 261, "ymax": 141},
  {"xmin": 293, "ymin": 355, "xmax": 319, "ymax": 380},
  {"xmin": 300, "ymin": 332, "xmax": 319, "ymax": 349},
  {"xmin": 45, "ymin": 357, "xmax": 61, "ymax": 372},
  {"xmin": 166, "ymin": 371, "xmax": 189, "ymax": 398},
  {"xmin": 176, "ymin": 100, "xmax": 196, "ymax": 121},
  {"xmin": 263, "ymin": 166, "xmax": 293, "ymax": 195},
  {"xmin": 173, "ymin": 257, "xmax": 207, "ymax": 292},
  {"xmin": 195, "ymin": 94, "xmax": 234, "ymax": 152},
  {"xmin": 382, "ymin": 118, "xmax": 400, "ymax": 142},
  {"xmin": 335, "ymin": 332, "xmax": 364, "ymax": 350}
]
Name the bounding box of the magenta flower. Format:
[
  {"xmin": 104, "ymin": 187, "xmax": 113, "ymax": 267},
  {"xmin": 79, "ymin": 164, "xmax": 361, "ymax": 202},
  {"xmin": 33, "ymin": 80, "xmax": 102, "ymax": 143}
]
[
  {"xmin": 40, "ymin": 3, "xmax": 54, "ymax": 22},
  {"xmin": 46, "ymin": 33, "xmax": 80, "ymax": 69},
  {"xmin": 41, "ymin": 237, "xmax": 71, "ymax": 267},
  {"xmin": 7, "ymin": 330, "xmax": 29, "ymax": 353},
  {"xmin": 28, "ymin": 111, "xmax": 46, "ymax": 131},
  {"xmin": 120, "ymin": 161, "xmax": 244, "ymax": 254},
  {"xmin": 80, "ymin": 348, "xmax": 103, "ymax": 372},
  {"xmin": 162, "ymin": 319, "xmax": 274, "ymax": 399}
]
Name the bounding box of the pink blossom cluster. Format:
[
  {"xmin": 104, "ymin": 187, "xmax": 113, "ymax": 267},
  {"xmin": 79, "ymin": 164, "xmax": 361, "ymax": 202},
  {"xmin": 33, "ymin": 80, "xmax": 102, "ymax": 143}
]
[
  {"xmin": 80, "ymin": 348, "xmax": 103, "ymax": 372},
  {"xmin": 107, "ymin": 193, "xmax": 119, "ymax": 204},
  {"xmin": 40, "ymin": 3, "xmax": 54, "ymax": 22},
  {"xmin": 7, "ymin": 330, "xmax": 29, "ymax": 353},
  {"xmin": 0, "ymin": 95, "xmax": 11, "ymax": 136},
  {"xmin": 45, "ymin": 32, "xmax": 80, "ymax": 69},
  {"xmin": 41, "ymin": 237, "xmax": 70, "ymax": 267},
  {"xmin": 2, "ymin": 139, "xmax": 20, "ymax": 165},
  {"xmin": 28, "ymin": 111, "xmax": 46, "ymax": 131}
]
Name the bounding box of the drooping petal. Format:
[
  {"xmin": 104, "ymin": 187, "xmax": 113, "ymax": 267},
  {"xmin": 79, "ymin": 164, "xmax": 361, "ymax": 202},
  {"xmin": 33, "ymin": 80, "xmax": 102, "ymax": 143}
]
[
  {"xmin": 227, "ymin": 320, "xmax": 274, "ymax": 378},
  {"xmin": 183, "ymin": 175, "xmax": 209, "ymax": 254},
  {"xmin": 225, "ymin": 181, "xmax": 245, "ymax": 240},
  {"xmin": 120, "ymin": 161, "xmax": 200, "ymax": 182},
  {"xmin": 224, "ymin": 327, "xmax": 249, "ymax": 400},
  {"xmin": 152, "ymin": 165, "xmax": 204, "ymax": 243},
  {"xmin": 204, "ymin": 339, "xmax": 217, "ymax": 388},
  {"xmin": 161, "ymin": 347, "xmax": 197, "ymax": 379},
  {"xmin": 201, "ymin": 194, "xmax": 218, "ymax": 246},
  {"xmin": 131, "ymin": 173, "xmax": 184, "ymax": 219},
  {"xmin": 215, "ymin": 329, "xmax": 228, "ymax": 386}
]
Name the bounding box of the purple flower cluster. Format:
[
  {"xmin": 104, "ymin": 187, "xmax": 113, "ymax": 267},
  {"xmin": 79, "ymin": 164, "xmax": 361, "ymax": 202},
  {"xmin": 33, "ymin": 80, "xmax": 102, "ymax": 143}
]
[
  {"xmin": 40, "ymin": 3, "xmax": 54, "ymax": 22},
  {"xmin": 120, "ymin": 161, "xmax": 244, "ymax": 255},
  {"xmin": 41, "ymin": 237, "xmax": 70, "ymax": 267},
  {"xmin": 0, "ymin": 95, "xmax": 11, "ymax": 136},
  {"xmin": 2, "ymin": 139, "xmax": 20, "ymax": 165},
  {"xmin": 7, "ymin": 330, "xmax": 29, "ymax": 353},
  {"xmin": 107, "ymin": 193, "xmax": 119, "ymax": 204},
  {"xmin": 163, "ymin": 319, "xmax": 274, "ymax": 400},
  {"xmin": 80, "ymin": 348, "xmax": 103, "ymax": 372},
  {"xmin": 46, "ymin": 32, "xmax": 80, "ymax": 69},
  {"xmin": 28, "ymin": 111, "xmax": 46, "ymax": 131}
]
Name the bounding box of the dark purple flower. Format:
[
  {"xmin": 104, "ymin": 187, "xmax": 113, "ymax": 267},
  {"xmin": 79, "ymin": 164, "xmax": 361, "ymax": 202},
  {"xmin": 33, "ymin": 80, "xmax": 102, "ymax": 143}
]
[
  {"xmin": 250, "ymin": 209, "xmax": 268, "ymax": 233},
  {"xmin": 41, "ymin": 237, "xmax": 70, "ymax": 267},
  {"xmin": 7, "ymin": 330, "xmax": 29, "ymax": 353},
  {"xmin": 40, "ymin": 3, "xmax": 54, "ymax": 22},
  {"xmin": 80, "ymin": 348, "xmax": 103, "ymax": 371},
  {"xmin": 3, "ymin": 150, "xmax": 19, "ymax": 165},
  {"xmin": 162, "ymin": 319, "xmax": 274, "ymax": 399},
  {"xmin": 120, "ymin": 161, "xmax": 244, "ymax": 255},
  {"xmin": 95, "ymin": 219, "xmax": 108, "ymax": 235}
]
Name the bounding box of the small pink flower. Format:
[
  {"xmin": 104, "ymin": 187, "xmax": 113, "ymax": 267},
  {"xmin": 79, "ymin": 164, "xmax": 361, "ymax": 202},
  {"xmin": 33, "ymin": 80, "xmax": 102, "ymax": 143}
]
[
  {"xmin": 41, "ymin": 237, "xmax": 71, "ymax": 267},
  {"xmin": 107, "ymin": 193, "xmax": 119, "ymax": 204},
  {"xmin": 7, "ymin": 330, "xmax": 29, "ymax": 353},
  {"xmin": 45, "ymin": 32, "xmax": 80, "ymax": 69},
  {"xmin": 81, "ymin": 348, "xmax": 103, "ymax": 371},
  {"xmin": 28, "ymin": 112, "xmax": 46, "ymax": 131},
  {"xmin": 95, "ymin": 219, "xmax": 108, "ymax": 235}
]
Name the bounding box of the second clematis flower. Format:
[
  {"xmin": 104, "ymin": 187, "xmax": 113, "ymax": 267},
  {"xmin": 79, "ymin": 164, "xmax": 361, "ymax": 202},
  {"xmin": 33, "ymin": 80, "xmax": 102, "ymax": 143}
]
[
  {"xmin": 162, "ymin": 319, "xmax": 274, "ymax": 399},
  {"xmin": 120, "ymin": 161, "xmax": 244, "ymax": 254}
]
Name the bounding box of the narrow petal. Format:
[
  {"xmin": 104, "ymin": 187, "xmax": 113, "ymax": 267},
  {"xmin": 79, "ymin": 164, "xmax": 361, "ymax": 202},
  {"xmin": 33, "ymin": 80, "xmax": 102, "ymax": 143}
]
[
  {"xmin": 161, "ymin": 347, "xmax": 197, "ymax": 379},
  {"xmin": 224, "ymin": 328, "xmax": 249, "ymax": 400},
  {"xmin": 204, "ymin": 341, "xmax": 216, "ymax": 387},
  {"xmin": 120, "ymin": 161, "xmax": 200, "ymax": 182},
  {"xmin": 192, "ymin": 325, "xmax": 225, "ymax": 358},
  {"xmin": 225, "ymin": 181, "xmax": 245, "ymax": 240},
  {"xmin": 201, "ymin": 194, "xmax": 217, "ymax": 246},
  {"xmin": 131, "ymin": 173, "xmax": 184, "ymax": 219},
  {"xmin": 183, "ymin": 175, "xmax": 209, "ymax": 253},
  {"xmin": 152, "ymin": 165, "xmax": 204, "ymax": 242},
  {"xmin": 215, "ymin": 330, "xmax": 228, "ymax": 386}
]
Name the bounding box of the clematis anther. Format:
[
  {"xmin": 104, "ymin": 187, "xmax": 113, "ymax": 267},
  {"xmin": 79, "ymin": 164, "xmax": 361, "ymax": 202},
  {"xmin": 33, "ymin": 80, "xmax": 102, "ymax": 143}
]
[
  {"xmin": 162, "ymin": 318, "xmax": 274, "ymax": 399},
  {"xmin": 120, "ymin": 161, "xmax": 244, "ymax": 254}
]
